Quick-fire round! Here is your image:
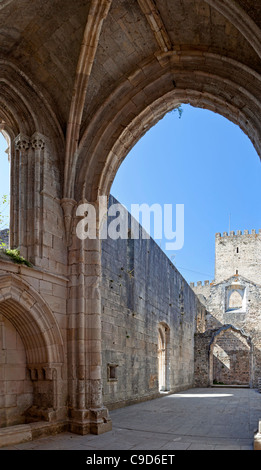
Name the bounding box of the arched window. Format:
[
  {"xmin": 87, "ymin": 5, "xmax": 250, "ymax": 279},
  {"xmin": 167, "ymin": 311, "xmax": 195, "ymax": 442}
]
[
  {"xmin": 0, "ymin": 130, "xmax": 10, "ymax": 248},
  {"xmin": 228, "ymin": 290, "xmax": 243, "ymax": 310}
]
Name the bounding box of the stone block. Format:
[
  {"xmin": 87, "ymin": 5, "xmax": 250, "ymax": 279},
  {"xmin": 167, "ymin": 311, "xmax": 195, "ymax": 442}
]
[{"xmin": 0, "ymin": 424, "xmax": 32, "ymax": 448}]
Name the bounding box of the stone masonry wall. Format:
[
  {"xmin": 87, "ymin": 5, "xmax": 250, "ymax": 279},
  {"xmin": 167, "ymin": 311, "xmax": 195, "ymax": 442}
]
[
  {"xmin": 101, "ymin": 197, "xmax": 206, "ymax": 409},
  {"xmin": 212, "ymin": 328, "xmax": 250, "ymax": 385}
]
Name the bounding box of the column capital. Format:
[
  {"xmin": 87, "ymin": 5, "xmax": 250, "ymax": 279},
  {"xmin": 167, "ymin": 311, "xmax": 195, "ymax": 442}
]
[
  {"xmin": 14, "ymin": 133, "xmax": 30, "ymax": 151},
  {"xmin": 31, "ymin": 132, "xmax": 48, "ymax": 150}
]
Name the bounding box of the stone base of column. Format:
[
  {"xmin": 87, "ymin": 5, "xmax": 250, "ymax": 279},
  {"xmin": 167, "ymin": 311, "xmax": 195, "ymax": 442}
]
[
  {"xmin": 68, "ymin": 407, "xmax": 112, "ymax": 435},
  {"xmin": 89, "ymin": 407, "xmax": 112, "ymax": 435},
  {"xmin": 25, "ymin": 406, "xmax": 67, "ymax": 423}
]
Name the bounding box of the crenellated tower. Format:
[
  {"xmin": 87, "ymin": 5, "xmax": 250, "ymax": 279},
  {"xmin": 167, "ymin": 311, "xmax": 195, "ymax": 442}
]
[{"xmin": 215, "ymin": 229, "xmax": 261, "ymax": 284}]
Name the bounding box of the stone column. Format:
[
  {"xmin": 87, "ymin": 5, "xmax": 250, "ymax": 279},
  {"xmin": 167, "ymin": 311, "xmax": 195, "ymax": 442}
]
[
  {"xmin": 12, "ymin": 133, "xmax": 50, "ymax": 265},
  {"xmin": 13, "ymin": 134, "xmax": 30, "ymax": 257},
  {"xmin": 31, "ymin": 132, "xmax": 46, "ymax": 261},
  {"xmin": 65, "ymin": 198, "xmax": 111, "ymax": 435}
]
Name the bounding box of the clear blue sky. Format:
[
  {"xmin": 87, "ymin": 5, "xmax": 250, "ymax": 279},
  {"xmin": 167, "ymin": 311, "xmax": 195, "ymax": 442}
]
[
  {"xmin": 111, "ymin": 104, "xmax": 261, "ymax": 284},
  {"xmin": 0, "ymin": 134, "xmax": 10, "ymax": 231},
  {"xmin": 1, "ymin": 104, "xmax": 260, "ymax": 284}
]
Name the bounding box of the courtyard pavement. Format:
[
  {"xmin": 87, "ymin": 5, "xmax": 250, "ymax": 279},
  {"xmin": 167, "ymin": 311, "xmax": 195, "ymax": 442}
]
[{"xmin": 1, "ymin": 387, "xmax": 261, "ymax": 451}]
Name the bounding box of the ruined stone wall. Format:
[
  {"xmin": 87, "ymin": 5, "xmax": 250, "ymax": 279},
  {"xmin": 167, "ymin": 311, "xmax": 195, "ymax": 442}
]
[
  {"xmin": 101, "ymin": 197, "xmax": 206, "ymax": 409},
  {"xmin": 192, "ymin": 227, "xmax": 261, "ymax": 389},
  {"xmin": 193, "ymin": 276, "xmax": 261, "ymax": 388},
  {"xmin": 194, "ymin": 330, "xmax": 213, "ymax": 388},
  {"xmin": 212, "ymin": 328, "xmax": 250, "ymax": 385}
]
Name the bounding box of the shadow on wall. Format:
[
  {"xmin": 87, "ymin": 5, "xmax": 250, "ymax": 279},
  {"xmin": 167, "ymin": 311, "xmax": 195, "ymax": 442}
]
[{"xmin": 194, "ymin": 314, "xmax": 255, "ymax": 388}]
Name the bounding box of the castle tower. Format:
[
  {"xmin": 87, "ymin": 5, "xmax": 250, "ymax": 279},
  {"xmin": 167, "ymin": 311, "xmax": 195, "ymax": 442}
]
[{"xmin": 215, "ymin": 230, "xmax": 261, "ymax": 284}]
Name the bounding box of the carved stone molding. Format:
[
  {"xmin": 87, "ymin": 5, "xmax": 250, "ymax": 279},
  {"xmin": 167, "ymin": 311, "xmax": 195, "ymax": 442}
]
[
  {"xmin": 60, "ymin": 198, "xmax": 77, "ymax": 247},
  {"xmin": 14, "ymin": 133, "xmax": 30, "ymax": 152}
]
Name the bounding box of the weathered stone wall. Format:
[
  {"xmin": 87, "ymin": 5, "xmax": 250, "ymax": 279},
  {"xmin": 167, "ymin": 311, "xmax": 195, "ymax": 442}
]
[
  {"xmin": 212, "ymin": 328, "xmax": 250, "ymax": 385},
  {"xmin": 101, "ymin": 197, "xmax": 206, "ymax": 409},
  {"xmin": 194, "ymin": 330, "xmax": 213, "ymax": 388},
  {"xmin": 0, "ymin": 200, "xmax": 207, "ymax": 419},
  {"xmin": 0, "ymin": 315, "xmax": 33, "ymax": 428},
  {"xmin": 193, "ymin": 275, "xmax": 261, "ymax": 387}
]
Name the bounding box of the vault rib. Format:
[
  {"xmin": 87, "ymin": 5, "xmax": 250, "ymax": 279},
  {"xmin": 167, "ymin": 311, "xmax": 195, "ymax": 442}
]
[
  {"xmin": 204, "ymin": 0, "xmax": 261, "ymax": 59},
  {"xmin": 137, "ymin": 0, "xmax": 172, "ymax": 52},
  {"xmin": 64, "ymin": 0, "xmax": 112, "ymax": 199}
]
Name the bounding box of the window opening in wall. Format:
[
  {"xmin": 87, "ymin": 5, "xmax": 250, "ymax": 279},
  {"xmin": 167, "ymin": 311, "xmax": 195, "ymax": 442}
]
[
  {"xmin": 0, "ymin": 130, "xmax": 10, "ymax": 249},
  {"xmin": 236, "ymin": 247, "xmax": 239, "ymax": 253},
  {"xmin": 107, "ymin": 364, "xmax": 118, "ymax": 382},
  {"xmin": 228, "ymin": 290, "xmax": 243, "ymax": 310}
]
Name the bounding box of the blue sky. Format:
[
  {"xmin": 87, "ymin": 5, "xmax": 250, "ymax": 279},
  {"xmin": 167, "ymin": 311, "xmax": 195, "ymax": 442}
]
[
  {"xmin": 0, "ymin": 103, "xmax": 260, "ymax": 284},
  {"xmin": 111, "ymin": 104, "xmax": 261, "ymax": 284},
  {"xmin": 0, "ymin": 134, "xmax": 10, "ymax": 231}
]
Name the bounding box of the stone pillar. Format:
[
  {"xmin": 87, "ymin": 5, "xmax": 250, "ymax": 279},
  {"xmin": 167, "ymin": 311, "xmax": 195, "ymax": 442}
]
[
  {"xmin": 31, "ymin": 132, "xmax": 46, "ymax": 261},
  {"xmin": 65, "ymin": 199, "xmax": 111, "ymax": 435},
  {"xmin": 13, "ymin": 134, "xmax": 30, "ymax": 258},
  {"xmin": 12, "ymin": 132, "xmax": 54, "ymax": 266}
]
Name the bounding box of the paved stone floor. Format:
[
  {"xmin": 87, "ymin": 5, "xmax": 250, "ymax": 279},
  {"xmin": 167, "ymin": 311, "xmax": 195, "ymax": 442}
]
[{"xmin": 1, "ymin": 387, "xmax": 261, "ymax": 451}]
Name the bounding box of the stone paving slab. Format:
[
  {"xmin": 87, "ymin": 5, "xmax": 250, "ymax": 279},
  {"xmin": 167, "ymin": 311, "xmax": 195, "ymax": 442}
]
[{"xmin": 1, "ymin": 388, "xmax": 261, "ymax": 451}]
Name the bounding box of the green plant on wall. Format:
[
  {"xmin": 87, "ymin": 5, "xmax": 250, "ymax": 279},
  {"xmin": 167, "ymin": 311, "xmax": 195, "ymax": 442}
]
[{"xmin": 0, "ymin": 194, "xmax": 32, "ymax": 267}]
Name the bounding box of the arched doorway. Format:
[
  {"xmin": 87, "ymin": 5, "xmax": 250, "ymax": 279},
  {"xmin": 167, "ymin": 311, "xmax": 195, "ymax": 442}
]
[
  {"xmin": 158, "ymin": 323, "xmax": 170, "ymax": 392},
  {"xmin": 0, "ymin": 315, "xmax": 33, "ymax": 427},
  {"xmin": 0, "ymin": 274, "xmax": 65, "ymax": 424},
  {"xmin": 209, "ymin": 325, "xmax": 253, "ymax": 387}
]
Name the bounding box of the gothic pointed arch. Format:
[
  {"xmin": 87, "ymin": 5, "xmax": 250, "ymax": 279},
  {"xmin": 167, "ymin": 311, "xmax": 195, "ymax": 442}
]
[
  {"xmin": 73, "ymin": 51, "xmax": 261, "ymax": 202},
  {"xmin": 209, "ymin": 324, "xmax": 253, "ymax": 387},
  {"xmin": 0, "ymin": 273, "xmax": 64, "ymax": 367}
]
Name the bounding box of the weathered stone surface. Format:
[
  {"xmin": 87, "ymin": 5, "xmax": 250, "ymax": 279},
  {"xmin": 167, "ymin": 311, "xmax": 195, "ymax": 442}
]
[
  {"xmin": 193, "ymin": 231, "xmax": 261, "ymax": 389},
  {"xmin": 101, "ymin": 197, "xmax": 205, "ymax": 408},
  {"xmin": 0, "ymin": 0, "xmax": 260, "ymax": 447}
]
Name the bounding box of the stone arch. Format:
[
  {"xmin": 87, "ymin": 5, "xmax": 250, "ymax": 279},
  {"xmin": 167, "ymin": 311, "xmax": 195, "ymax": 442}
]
[
  {"xmin": 0, "ymin": 60, "xmax": 64, "ymax": 146},
  {"xmin": 0, "ymin": 314, "xmax": 34, "ymax": 427},
  {"xmin": 209, "ymin": 324, "xmax": 253, "ymax": 387},
  {"xmin": 158, "ymin": 322, "xmax": 170, "ymax": 392},
  {"xmin": 0, "ymin": 273, "xmax": 64, "ymax": 367},
  {"xmin": 73, "ymin": 51, "xmax": 261, "ymax": 202},
  {"xmin": 228, "ymin": 290, "xmax": 243, "ymax": 310}
]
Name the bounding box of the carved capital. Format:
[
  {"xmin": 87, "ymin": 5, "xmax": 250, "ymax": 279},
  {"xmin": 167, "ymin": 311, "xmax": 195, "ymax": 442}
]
[
  {"xmin": 14, "ymin": 133, "xmax": 30, "ymax": 152},
  {"xmin": 31, "ymin": 132, "xmax": 47, "ymax": 150}
]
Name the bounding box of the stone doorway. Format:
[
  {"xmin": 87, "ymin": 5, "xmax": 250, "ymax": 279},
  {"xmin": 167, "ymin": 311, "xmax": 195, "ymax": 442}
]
[
  {"xmin": 158, "ymin": 323, "xmax": 170, "ymax": 392},
  {"xmin": 0, "ymin": 315, "xmax": 34, "ymax": 427},
  {"xmin": 209, "ymin": 325, "xmax": 252, "ymax": 387}
]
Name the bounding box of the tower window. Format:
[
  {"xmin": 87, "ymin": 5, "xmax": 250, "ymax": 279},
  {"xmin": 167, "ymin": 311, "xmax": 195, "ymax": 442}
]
[{"xmin": 236, "ymin": 247, "xmax": 239, "ymax": 253}]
